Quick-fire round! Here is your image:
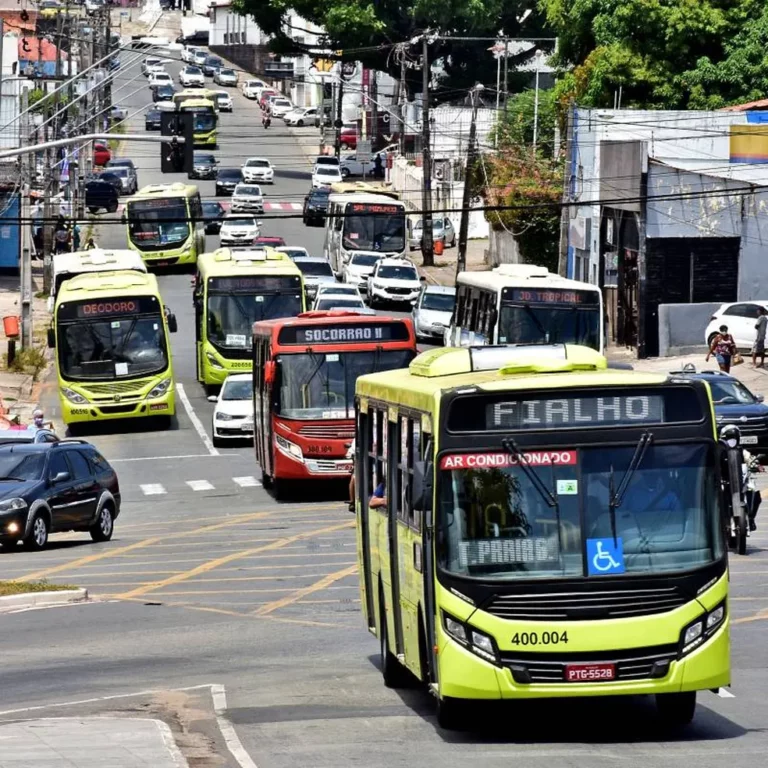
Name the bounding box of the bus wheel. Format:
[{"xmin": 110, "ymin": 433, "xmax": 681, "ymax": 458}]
[
  {"xmin": 736, "ymin": 516, "xmax": 748, "ymax": 555},
  {"xmin": 435, "ymin": 696, "xmax": 464, "ymax": 730},
  {"xmin": 379, "ymin": 594, "xmax": 409, "ymax": 688},
  {"xmin": 272, "ymin": 478, "xmax": 287, "ymax": 500},
  {"xmin": 656, "ymin": 692, "xmax": 696, "ymax": 726}
]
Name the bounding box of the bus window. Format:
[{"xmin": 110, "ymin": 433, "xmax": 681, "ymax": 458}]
[
  {"xmin": 368, "ymin": 407, "xmax": 387, "ymax": 501},
  {"xmin": 397, "ymin": 415, "xmax": 422, "ymax": 530}
]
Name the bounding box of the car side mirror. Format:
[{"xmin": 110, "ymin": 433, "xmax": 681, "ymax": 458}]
[
  {"xmin": 167, "ymin": 313, "xmax": 178, "ymax": 333},
  {"xmin": 47, "ymin": 327, "xmax": 56, "ymax": 348},
  {"xmin": 410, "ymin": 299, "xmax": 417, "ymax": 306},
  {"xmin": 264, "ymin": 360, "xmax": 276, "ymax": 385},
  {"xmin": 758, "ymin": 394, "xmax": 765, "ymax": 403},
  {"xmin": 52, "ymin": 471, "xmax": 70, "ymax": 484},
  {"xmin": 207, "ymin": 395, "xmax": 218, "ymax": 403}
]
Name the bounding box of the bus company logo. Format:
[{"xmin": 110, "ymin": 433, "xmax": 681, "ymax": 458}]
[
  {"xmin": 440, "ymin": 451, "xmax": 576, "ymax": 470},
  {"xmin": 81, "ymin": 300, "xmax": 138, "ymax": 316},
  {"xmin": 113, "ymin": 394, "xmax": 122, "ymax": 402}
]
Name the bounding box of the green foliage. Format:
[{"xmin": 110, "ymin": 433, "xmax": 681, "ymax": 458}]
[
  {"xmin": 541, "ymin": 0, "xmax": 768, "ymax": 109},
  {"xmin": 494, "ymin": 88, "xmax": 558, "ymax": 158},
  {"xmin": 3, "ymin": 346, "xmax": 47, "ymax": 381}
]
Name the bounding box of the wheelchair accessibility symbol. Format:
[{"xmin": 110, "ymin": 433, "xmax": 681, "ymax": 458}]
[{"xmin": 586, "ymin": 538, "xmax": 625, "ymax": 576}]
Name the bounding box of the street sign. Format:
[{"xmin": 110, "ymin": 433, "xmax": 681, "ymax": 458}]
[{"xmin": 357, "ymin": 139, "xmax": 372, "ymax": 163}]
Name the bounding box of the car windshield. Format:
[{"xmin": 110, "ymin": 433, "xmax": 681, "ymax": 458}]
[
  {"xmin": 421, "ymin": 292, "xmax": 455, "ymax": 311},
  {"xmin": 186, "ymin": 67, "xmax": 201, "ymax": 74},
  {"xmin": 279, "ymin": 249, "xmax": 307, "ymax": 259},
  {"xmin": 236, "ymin": 186, "xmax": 261, "ymax": 196},
  {"xmin": 219, "ymin": 69, "xmax": 235, "ymax": 76},
  {"xmin": 202, "ymin": 202, "xmax": 223, "ymax": 216},
  {"xmin": 245, "ymin": 160, "xmax": 270, "ymax": 167},
  {"xmin": 221, "ymin": 379, "xmax": 252, "ymax": 400},
  {"xmin": 310, "ymin": 191, "xmax": 330, "ymax": 201},
  {"xmin": 127, "ymin": 200, "xmax": 189, "ymax": 251},
  {"xmin": 438, "ymin": 443, "xmax": 722, "ymax": 580},
  {"xmin": 224, "ymin": 217, "xmax": 257, "ymax": 227},
  {"xmin": 216, "ymin": 92, "xmax": 229, "ymax": 100},
  {"xmin": 316, "ymin": 299, "xmax": 363, "ymax": 310},
  {"xmin": 58, "ymin": 311, "xmax": 169, "ymax": 380},
  {"xmin": 708, "ymin": 379, "xmax": 756, "ymax": 404},
  {"xmin": 377, "ymin": 265, "xmax": 417, "ymax": 280},
  {"xmin": 316, "ymin": 158, "xmax": 338, "ymax": 166},
  {"xmin": 317, "ymin": 167, "xmax": 339, "ymax": 177},
  {"xmin": 275, "ymin": 100, "xmax": 291, "ymax": 107},
  {"xmin": 0, "ymin": 452, "xmax": 44, "ymax": 481},
  {"xmin": 343, "ymin": 205, "xmax": 406, "ymax": 252},
  {"xmin": 194, "ymin": 154, "xmax": 215, "ymax": 164},
  {"xmin": 277, "ymin": 349, "xmax": 415, "ymax": 419},
  {"xmin": 320, "ymin": 285, "xmax": 356, "ymax": 296},
  {"xmin": 219, "ymin": 170, "xmax": 241, "ymax": 180},
  {"xmin": 297, "ymin": 262, "xmax": 333, "ymax": 277},
  {"xmin": 206, "ymin": 58, "xmax": 222, "ymax": 66},
  {"xmin": 350, "ymin": 254, "xmax": 380, "ymax": 267},
  {"xmin": 413, "ymin": 220, "xmax": 444, "ymax": 233},
  {"xmin": 207, "ymin": 293, "xmax": 302, "ymax": 350},
  {"xmin": 498, "ymin": 303, "xmax": 600, "ymax": 349},
  {"xmin": 111, "ymin": 168, "xmax": 129, "ymax": 178}
]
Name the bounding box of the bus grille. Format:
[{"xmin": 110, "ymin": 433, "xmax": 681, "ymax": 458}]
[
  {"xmin": 97, "ymin": 404, "xmax": 137, "ymax": 414},
  {"xmin": 484, "ymin": 587, "xmax": 687, "ymax": 621},
  {"xmin": 299, "ymin": 424, "xmax": 355, "ymax": 440},
  {"xmin": 82, "ymin": 381, "xmax": 146, "ymax": 396},
  {"xmin": 500, "ymin": 644, "xmax": 679, "ymax": 684}
]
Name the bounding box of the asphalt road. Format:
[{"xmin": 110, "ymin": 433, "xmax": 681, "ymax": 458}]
[{"xmin": 2, "ymin": 48, "xmax": 768, "ymax": 768}]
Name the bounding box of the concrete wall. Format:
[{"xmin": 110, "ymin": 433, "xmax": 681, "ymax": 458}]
[
  {"xmin": 488, "ymin": 229, "xmax": 521, "ymax": 266},
  {"xmin": 658, "ymin": 302, "xmax": 720, "ymax": 356}
]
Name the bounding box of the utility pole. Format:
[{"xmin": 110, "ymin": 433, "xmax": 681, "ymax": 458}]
[
  {"xmin": 557, "ymin": 100, "xmax": 575, "ymax": 278},
  {"xmin": 421, "ymin": 34, "xmax": 434, "ymax": 267},
  {"xmin": 334, "ymin": 79, "xmax": 343, "ymax": 156},
  {"xmin": 456, "ymin": 84, "xmax": 483, "ymax": 280},
  {"xmin": 502, "ymin": 37, "xmax": 509, "ymax": 114},
  {"xmin": 398, "ymin": 53, "xmax": 406, "ymax": 155},
  {"xmin": 19, "ymin": 88, "xmax": 32, "ymax": 350}
]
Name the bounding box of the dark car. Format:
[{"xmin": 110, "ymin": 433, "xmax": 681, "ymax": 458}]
[
  {"xmin": 671, "ymin": 366, "xmax": 768, "ymax": 450},
  {"xmin": 254, "ymin": 236, "xmax": 286, "ymax": 248},
  {"xmin": 94, "ymin": 171, "xmax": 123, "ymax": 194},
  {"xmin": 85, "ymin": 179, "xmax": 119, "ymax": 213},
  {"xmin": 0, "ymin": 440, "xmax": 121, "ymax": 551},
  {"xmin": 202, "ymin": 55, "xmax": 223, "ymax": 76},
  {"xmin": 191, "ymin": 152, "xmax": 218, "ymax": 180},
  {"xmin": 145, "ymin": 108, "xmax": 162, "ymax": 130},
  {"xmin": 202, "ymin": 200, "xmax": 226, "ymax": 234},
  {"xmin": 303, "ymin": 188, "xmax": 330, "ymax": 226},
  {"xmin": 215, "ymin": 167, "xmax": 242, "ymax": 196},
  {"xmin": 153, "ymin": 84, "xmax": 176, "ymax": 102}
]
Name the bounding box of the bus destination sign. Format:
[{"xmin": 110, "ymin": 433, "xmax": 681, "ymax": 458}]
[
  {"xmin": 278, "ymin": 322, "xmax": 410, "ymax": 345},
  {"xmin": 503, "ymin": 288, "xmax": 600, "ymax": 305},
  {"xmin": 58, "ymin": 296, "xmax": 159, "ymax": 321},
  {"xmin": 209, "ymin": 276, "xmax": 300, "ymax": 292},
  {"xmin": 349, "ymin": 203, "xmax": 401, "ymax": 215}
]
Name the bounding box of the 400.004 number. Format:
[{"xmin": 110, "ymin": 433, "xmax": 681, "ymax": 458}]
[{"xmin": 511, "ymin": 631, "xmax": 569, "ymax": 646}]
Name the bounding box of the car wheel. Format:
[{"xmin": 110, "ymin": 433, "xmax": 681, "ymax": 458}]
[
  {"xmin": 90, "ymin": 505, "xmax": 115, "ymax": 542},
  {"xmin": 297, "ymin": 119, "xmax": 304, "ymax": 127},
  {"xmin": 24, "ymin": 512, "xmax": 49, "ymax": 551},
  {"xmin": 341, "ymin": 168, "xmax": 350, "ymax": 178}
]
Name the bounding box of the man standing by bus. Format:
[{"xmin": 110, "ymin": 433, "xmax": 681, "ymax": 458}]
[{"xmin": 753, "ymin": 306, "xmax": 767, "ymax": 368}]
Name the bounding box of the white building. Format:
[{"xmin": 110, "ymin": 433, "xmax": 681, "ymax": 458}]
[
  {"xmin": 0, "ymin": 29, "xmax": 21, "ymax": 149},
  {"xmin": 209, "ymin": 1, "xmax": 264, "ymax": 47}
]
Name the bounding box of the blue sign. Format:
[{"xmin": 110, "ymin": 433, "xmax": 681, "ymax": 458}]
[{"xmin": 586, "ymin": 538, "xmax": 625, "ymax": 576}]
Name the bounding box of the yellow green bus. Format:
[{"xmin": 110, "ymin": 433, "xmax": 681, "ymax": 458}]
[
  {"xmin": 355, "ymin": 344, "xmax": 730, "ymax": 728},
  {"xmin": 47, "ymin": 270, "xmax": 179, "ymax": 427},
  {"xmin": 193, "ymin": 247, "xmax": 305, "ymax": 388},
  {"xmin": 178, "ymin": 97, "xmax": 218, "ymax": 147},
  {"xmin": 124, "ymin": 183, "xmax": 205, "ymax": 267},
  {"xmin": 173, "ymin": 89, "xmax": 220, "ymax": 109}
]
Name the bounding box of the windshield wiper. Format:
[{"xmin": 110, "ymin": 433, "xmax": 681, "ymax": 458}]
[
  {"xmin": 0, "ymin": 475, "xmax": 26, "ymax": 481},
  {"xmin": 519, "ymin": 303, "xmax": 549, "ymax": 342},
  {"xmin": 608, "ymin": 431, "xmax": 653, "ymax": 544}
]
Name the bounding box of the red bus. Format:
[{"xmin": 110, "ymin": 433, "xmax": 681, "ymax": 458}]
[{"xmin": 252, "ymin": 311, "xmax": 417, "ymax": 496}]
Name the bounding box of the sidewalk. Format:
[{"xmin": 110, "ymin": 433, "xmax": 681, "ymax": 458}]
[{"xmin": 0, "ymin": 717, "xmax": 186, "ymax": 768}]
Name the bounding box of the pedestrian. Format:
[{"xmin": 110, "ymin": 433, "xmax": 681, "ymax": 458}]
[
  {"xmin": 84, "ymin": 237, "xmax": 97, "ymax": 250},
  {"xmin": 706, "ymin": 324, "xmax": 737, "ymax": 373},
  {"xmin": 72, "ymin": 223, "xmax": 82, "ymax": 252},
  {"xmin": 374, "ymin": 153, "xmax": 383, "ymax": 179},
  {"xmin": 753, "ymin": 307, "xmax": 767, "ymax": 368},
  {"xmin": 53, "ymin": 216, "xmax": 70, "ymax": 254}
]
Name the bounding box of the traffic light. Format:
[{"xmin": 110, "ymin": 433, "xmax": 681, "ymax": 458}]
[{"xmin": 160, "ymin": 112, "xmax": 194, "ymax": 173}]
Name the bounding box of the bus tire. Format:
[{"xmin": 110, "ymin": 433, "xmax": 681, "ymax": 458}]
[
  {"xmin": 435, "ymin": 696, "xmax": 463, "ymax": 730},
  {"xmin": 656, "ymin": 691, "xmax": 696, "ymax": 726},
  {"xmin": 379, "ymin": 590, "xmax": 409, "ymax": 688},
  {"xmin": 108, "ymin": 202, "xmax": 119, "ymax": 213},
  {"xmin": 272, "ymin": 478, "xmax": 287, "ymax": 500}
]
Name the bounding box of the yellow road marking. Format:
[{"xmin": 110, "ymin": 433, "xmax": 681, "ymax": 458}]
[
  {"xmin": 122, "ymin": 585, "xmax": 358, "ymax": 596},
  {"xmin": 116, "ymin": 520, "xmax": 355, "ymax": 599},
  {"xmin": 254, "ymin": 564, "xmax": 358, "ymax": 616},
  {"xmin": 54, "ymin": 569, "xmax": 358, "ymax": 586},
  {"xmin": 12, "ymin": 511, "xmax": 276, "ymax": 582},
  {"xmin": 733, "ymin": 608, "xmax": 768, "ymax": 624}
]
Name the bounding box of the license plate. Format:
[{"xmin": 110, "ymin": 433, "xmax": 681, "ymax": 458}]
[
  {"xmin": 564, "ymin": 663, "xmax": 616, "ymax": 682},
  {"xmin": 339, "ymin": 462, "xmax": 353, "ymax": 473},
  {"xmin": 155, "ymin": 260, "xmax": 169, "ymax": 266},
  {"xmin": 741, "ymin": 435, "xmax": 758, "ymax": 445},
  {"xmin": 241, "ymin": 421, "xmax": 254, "ymax": 432}
]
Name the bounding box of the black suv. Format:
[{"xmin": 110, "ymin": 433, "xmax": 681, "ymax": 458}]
[
  {"xmin": 85, "ymin": 179, "xmax": 119, "ymax": 214},
  {"xmin": 303, "ymin": 188, "xmax": 330, "ymax": 226},
  {"xmin": 0, "ymin": 440, "xmax": 121, "ymax": 551}
]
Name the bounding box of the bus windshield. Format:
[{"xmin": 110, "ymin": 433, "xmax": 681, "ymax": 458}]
[
  {"xmin": 181, "ymin": 107, "xmax": 215, "ymax": 131},
  {"xmin": 128, "ymin": 200, "xmax": 189, "ymax": 251},
  {"xmin": 277, "ymin": 349, "xmax": 414, "ymax": 419},
  {"xmin": 343, "ymin": 203, "xmax": 405, "ymax": 252},
  {"xmin": 437, "ymin": 443, "xmax": 721, "ymax": 580},
  {"xmin": 498, "ymin": 303, "xmax": 600, "ymax": 348},
  {"xmin": 58, "ymin": 312, "xmax": 169, "ymax": 380}
]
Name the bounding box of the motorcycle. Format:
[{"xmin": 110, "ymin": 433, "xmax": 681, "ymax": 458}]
[
  {"xmin": 262, "ymin": 114, "xmax": 271, "ymax": 129},
  {"xmin": 720, "ymin": 424, "xmax": 759, "ymax": 555}
]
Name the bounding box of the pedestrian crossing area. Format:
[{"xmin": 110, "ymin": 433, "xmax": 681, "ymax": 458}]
[{"xmin": 138, "ymin": 475, "xmax": 262, "ymax": 496}]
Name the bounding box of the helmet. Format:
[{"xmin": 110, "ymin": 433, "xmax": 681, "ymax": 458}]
[{"xmin": 33, "ymin": 409, "xmax": 44, "ymax": 418}]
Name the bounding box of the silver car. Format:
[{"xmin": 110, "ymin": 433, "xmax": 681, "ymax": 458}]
[
  {"xmin": 408, "ymin": 217, "xmax": 456, "ymax": 250},
  {"xmin": 411, "ymin": 285, "xmax": 456, "ymax": 342},
  {"xmin": 294, "ymin": 257, "xmax": 337, "ymax": 302},
  {"xmin": 214, "ymin": 68, "xmax": 238, "ymax": 86}
]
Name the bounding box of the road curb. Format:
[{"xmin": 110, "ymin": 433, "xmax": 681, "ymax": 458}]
[{"xmin": 0, "ymin": 588, "xmax": 88, "ymax": 612}]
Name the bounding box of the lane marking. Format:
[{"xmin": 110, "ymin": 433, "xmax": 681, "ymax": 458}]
[
  {"xmin": 156, "ymin": 719, "xmax": 189, "ymax": 768},
  {"xmin": 135, "ymin": 585, "xmax": 358, "ymax": 596},
  {"xmin": 110, "ymin": 454, "xmax": 225, "ymax": 463},
  {"xmin": 233, "ymin": 476, "xmax": 261, "ymax": 488},
  {"xmin": 211, "ymin": 684, "xmax": 259, "ymax": 768},
  {"xmin": 187, "ymin": 480, "xmax": 215, "ymax": 492},
  {"xmin": 716, "ymin": 688, "xmax": 736, "ymax": 698},
  {"xmin": 176, "ymin": 382, "xmax": 219, "ymax": 456},
  {"xmin": 116, "ymin": 520, "xmax": 356, "ymax": 599},
  {"xmin": 254, "ymin": 564, "xmax": 358, "ymax": 616},
  {"xmin": 141, "ymin": 484, "xmax": 167, "ymax": 496}
]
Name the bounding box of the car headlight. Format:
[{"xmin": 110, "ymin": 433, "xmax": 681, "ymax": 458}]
[
  {"xmin": 275, "ymin": 434, "xmax": 303, "ymax": 462},
  {"xmin": 206, "ymin": 352, "xmax": 224, "ymax": 370},
  {"xmin": 0, "ymin": 498, "xmax": 28, "ymax": 513},
  {"xmin": 147, "ymin": 377, "xmax": 172, "ymax": 399},
  {"xmin": 216, "ymin": 412, "xmax": 235, "ymax": 421},
  {"xmin": 62, "ymin": 387, "xmax": 88, "ymax": 404},
  {"xmin": 442, "ymin": 611, "xmax": 499, "ymax": 664},
  {"xmin": 679, "ymin": 600, "xmax": 727, "ymax": 656}
]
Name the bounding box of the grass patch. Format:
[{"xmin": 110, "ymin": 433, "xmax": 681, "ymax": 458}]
[
  {"xmin": 2, "ymin": 345, "xmax": 47, "ymax": 380},
  {"xmin": 0, "ymin": 580, "xmax": 77, "ymax": 597},
  {"xmin": 108, "ymin": 119, "xmax": 127, "ymax": 154}
]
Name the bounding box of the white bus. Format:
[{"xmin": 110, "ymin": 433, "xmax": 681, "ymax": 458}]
[
  {"xmin": 49, "ymin": 249, "xmax": 147, "ymax": 312},
  {"xmin": 324, "ymin": 192, "xmax": 407, "ymax": 279},
  {"xmin": 446, "ymin": 263, "xmax": 604, "ymax": 351}
]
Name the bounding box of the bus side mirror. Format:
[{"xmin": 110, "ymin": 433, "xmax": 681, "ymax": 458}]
[
  {"xmin": 47, "ymin": 327, "xmax": 56, "ymax": 348},
  {"xmin": 412, "ymin": 459, "xmax": 433, "ymax": 515},
  {"xmin": 167, "ymin": 313, "xmax": 178, "ymax": 333},
  {"xmin": 264, "ymin": 360, "xmax": 275, "ymax": 385},
  {"xmin": 488, "ymin": 308, "xmax": 498, "ymax": 329},
  {"xmin": 335, "ymin": 217, "xmax": 343, "ymax": 231}
]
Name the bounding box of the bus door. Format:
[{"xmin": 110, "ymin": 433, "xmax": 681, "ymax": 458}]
[
  {"xmin": 253, "ymin": 337, "xmax": 274, "ymax": 478},
  {"xmin": 193, "ymin": 274, "xmax": 204, "ymax": 381}
]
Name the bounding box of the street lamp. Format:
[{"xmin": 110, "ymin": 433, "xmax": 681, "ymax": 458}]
[{"xmin": 532, "ymin": 49, "xmax": 545, "ymax": 151}]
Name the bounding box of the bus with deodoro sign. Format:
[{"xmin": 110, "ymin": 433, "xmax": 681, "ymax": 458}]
[
  {"xmin": 252, "ymin": 311, "xmax": 417, "ymax": 497},
  {"xmin": 354, "ymin": 343, "xmax": 730, "ymax": 728},
  {"xmin": 48, "ymin": 270, "xmax": 178, "ymax": 426}
]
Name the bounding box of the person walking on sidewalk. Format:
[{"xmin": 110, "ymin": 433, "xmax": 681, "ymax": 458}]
[
  {"xmin": 72, "ymin": 223, "xmax": 82, "ymax": 252},
  {"xmin": 753, "ymin": 307, "xmax": 767, "ymax": 368},
  {"xmin": 706, "ymin": 325, "xmax": 737, "ymax": 373},
  {"xmin": 53, "ymin": 215, "xmax": 70, "ymax": 254}
]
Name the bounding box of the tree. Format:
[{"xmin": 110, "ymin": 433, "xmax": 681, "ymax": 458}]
[
  {"xmin": 542, "ymin": 0, "xmax": 768, "ymax": 109},
  {"xmin": 494, "ymin": 88, "xmax": 558, "ymax": 157}
]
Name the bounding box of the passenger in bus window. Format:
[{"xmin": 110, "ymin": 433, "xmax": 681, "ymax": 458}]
[{"xmin": 370, "ymin": 480, "xmax": 387, "ymax": 509}]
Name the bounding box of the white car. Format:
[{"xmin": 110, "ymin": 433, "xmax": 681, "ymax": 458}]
[
  {"xmin": 411, "ymin": 285, "xmax": 456, "ymax": 342},
  {"xmin": 312, "ymin": 293, "xmax": 371, "ymax": 313},
  {"xmin": 276, "ymin": 246, "xmax": 309, "ymax": 260},
  {"xmin": 342, "ymin": 253, "xmax": 383, "ymax": 293},
  {"xmin": 179, "ymin": 66, "xmax": 204, "ymax": 87},
  {"xmin": 314, "ymin": 155, "xmax": 340, "ymax": 173},
  {"xmin": 705, "ymin": 301, "xmax": 768, "ymax": 348},
  {"xmin": 241, "ymin": 79, "xmax": 267, "ymax": 99},
  {"xmin": 367, "ymin": 258, "xmax": 422, "ymax": 307},
  {"xmin": 316, "ymin": 283, "xmax": 361, "ymax": 301},
  {"xmin": 148, "ymin": 72, "xmax": 173, "ymax": 89},
  {"xmin": 208, "ymin": 374, "xmax": 254, "ymax": 446},
  {"xmin": 312, "ymin": 165, "xmax": 342, "ymax": 189},
  {"xmin": 241, "ymin": 157, "xmax": 274, "ymax": 184},
  {"xmin": 141, "ymin": 57, "xmax": 162, "ymax": 75},
  {"xmin": 340, "ymin": 153, "xmax": 380, "ymax": 178},
  {"xmin": 230, "ymin": 183, "xmax": 264, "ymax": 213},
  {"xmin": 219, "ymin": 215, "xmax": 261, "ymax": 247},
  {"xmin": 214, "ymin": 67, "xmax": 238, "ymax": 86},
  {"xmin": 285, "ymin": 107, "xmax": 319, "ymax": 127},
  {"xmin": 270, "ymin": 98, "xmax": 293, "ymax": 117},
  {"xmin": 193, "ymin": 50, "xmax": 208, "ymax": 67},
  {"xmin": 214, "ymin": 90, "xmax": 233, "ymax": 112},
  {"xmin": 181, "ymin": 46, "xmax": 199, "ymax": 63}
]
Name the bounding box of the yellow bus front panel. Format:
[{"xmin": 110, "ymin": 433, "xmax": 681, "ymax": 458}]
[
  {"xmin": 194, "ymin": 129, "xmax": 217, "ymax": 148},
  {"xmin": 137, "ymin": 239, "xmax": 198, "ymax": 267},
  {"xmin": 199, "ymin": 341, "xmax": 252, "ymax": 386}
]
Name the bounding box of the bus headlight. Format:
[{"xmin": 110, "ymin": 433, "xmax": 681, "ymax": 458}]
[
  {"xmin": 62, "ymin": 387, "xmax": 88, "ymax": 404},
  {"xmin": 679, "ymin": 600, "xmax": 726, "ymax": 657},
  {"xmin": 206, "ymin": 352, "xmax": 224, "ymax": 370},
  {"xmin": 275, "ymin": 434, "xmax": 303, "ymax": 462},
  {"xmin": 442, "ymin": 611, "xmax": 499, "ymax": 665},
  {"xmin": 147, "ymin": 378, "xmax": 172, "ymax": 399}
]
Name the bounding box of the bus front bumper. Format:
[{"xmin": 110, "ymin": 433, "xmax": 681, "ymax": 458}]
[
  {"xmin": 194, "ymin": 131, "xmax": 217, "ymax": 147},
  {"xmin": 201, "ymin": 354, "xmax": 252, "ymax": 386},
  {"xmin": 274, "ymin": 447, "xmax": 353, "ymax": 479},
  {"xmin": 60, "ymin": 389, "xmax": 176, "ymax": 423},
  {"xmin": 138, "ymin": 243, "xmax": 197, "ymax": 266},
  {"xmin": 436, "ymin": 621, "xmax": 730, "ymax": 701}
]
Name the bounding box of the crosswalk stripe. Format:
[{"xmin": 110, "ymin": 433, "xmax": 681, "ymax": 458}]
[
  {"xmin": 233, "ymin": 476, "xmax": 262, "ymax": 488},
  {"xmin": 186, "ymin": 480, "xmax": 215, "ymax": 492},
  {"xmin": 140, "ymin": 484, "xmax": 166, "ymax": 496}
]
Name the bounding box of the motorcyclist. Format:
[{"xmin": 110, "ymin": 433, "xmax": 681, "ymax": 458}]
[
  {"xmin": 32, "ymin": 409, "xmax": 55, "ymax": 432},
  {"xmin": 262, "ymin": 106, "xmax": 271, "ymax": 128},
  {"xmin": 742, "ymin": 448, "xmax": 761, "ymax": 532}
]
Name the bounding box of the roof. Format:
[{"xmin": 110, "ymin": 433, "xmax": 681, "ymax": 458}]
[
  {"xmin": 719, "ymin": 100, "xmax": 768, "ymax": 113},
  {"xmin": 422, "ymin": 285, "xmax": 456, "ymax": 295},
  {"xmin": 197, "ymin": 247, "xmax": 302, "ymax": 278},
  {"xmin": 457, "ymin": 264, "xmax": 600, "ymax": 293},
  {"xmin": 57, "ymin": 270, "xmax": 159, "ymax": 302},
  {"xmin": 53, "ymin": 249, "xmax": 146, "ymax": 277},
  {"xmin": 130, "ymin": 183, "xmax": 196, "ymax": 199},
  {"xmin": 328, "ymin": 192, "xmax": 404, "ymax": 205}
]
